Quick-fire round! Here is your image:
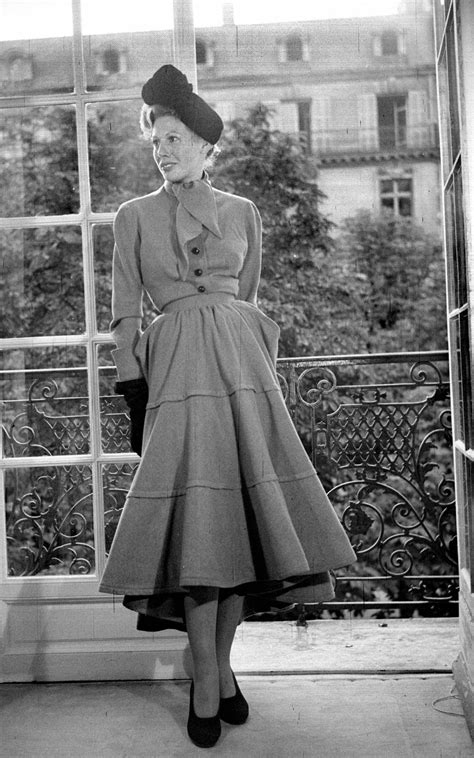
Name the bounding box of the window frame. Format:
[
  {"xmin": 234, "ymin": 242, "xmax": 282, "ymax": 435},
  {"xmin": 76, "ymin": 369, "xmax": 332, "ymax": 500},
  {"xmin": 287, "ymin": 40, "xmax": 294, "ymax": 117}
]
[
  {"xmin": 0, "ymin": 0, "xmax": 196, "ymax": 600},
  {"xmin": 434, "ymin": 0, "xmax": 474, "ymax": 579},
  {"xmin": 286, "ymin": 34, "xmax": 304, "ymax": 62},
  {"xmin": 377, "ymin": 94, "xmax": 408, "ymax": 150},
  {"xmin": 379, "ymin": 175, "xmax": 413, "ymax": 217},
  {"xmin": 381, "ymin": 29, "xmax": 399, "ymax": 56}
]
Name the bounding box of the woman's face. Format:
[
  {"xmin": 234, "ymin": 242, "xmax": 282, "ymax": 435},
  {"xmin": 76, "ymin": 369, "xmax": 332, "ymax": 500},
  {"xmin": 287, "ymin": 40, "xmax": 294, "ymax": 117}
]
[{"xmin": 151, "ymin": 115, "xmax": 209, "ymax": 184}]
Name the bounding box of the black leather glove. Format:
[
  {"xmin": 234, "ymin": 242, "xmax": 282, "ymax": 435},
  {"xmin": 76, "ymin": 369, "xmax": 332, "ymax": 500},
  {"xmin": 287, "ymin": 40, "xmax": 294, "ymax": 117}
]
[{"xmin": 115, "ymin": 378, "xmax": 149, "ymax": 456}]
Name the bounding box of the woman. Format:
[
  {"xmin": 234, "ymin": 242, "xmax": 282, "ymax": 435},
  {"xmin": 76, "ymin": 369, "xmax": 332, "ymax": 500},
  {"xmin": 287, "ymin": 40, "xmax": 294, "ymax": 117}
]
[{"xmin": 99, "ymin": 64, "xmax": 356, "ymax": 748}]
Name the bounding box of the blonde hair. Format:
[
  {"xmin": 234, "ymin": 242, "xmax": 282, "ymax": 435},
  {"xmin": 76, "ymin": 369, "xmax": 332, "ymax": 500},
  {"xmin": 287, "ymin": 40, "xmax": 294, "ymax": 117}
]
[
  {"xmin": 139, "ymin": 103, "xmax": 220, "ymax": 165},
  {"xmin": 139, "ymin": 103, "xmax": 178, "ymax": 138}
]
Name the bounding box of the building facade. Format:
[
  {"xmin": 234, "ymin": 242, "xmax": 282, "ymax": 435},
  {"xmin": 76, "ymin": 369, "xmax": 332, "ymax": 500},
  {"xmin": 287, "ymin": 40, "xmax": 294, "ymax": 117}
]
[{"xmin": 0, "ymin": 0, "xmax": 440, "ymax": 234}]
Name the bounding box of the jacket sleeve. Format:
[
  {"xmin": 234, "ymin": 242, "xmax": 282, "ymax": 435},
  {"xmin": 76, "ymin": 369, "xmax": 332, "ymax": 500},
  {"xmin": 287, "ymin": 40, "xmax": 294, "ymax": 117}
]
[
  {"xmin": 110, "ymin": 203, "xmax": 144, "ymax": 381},
  {"xmin": 237, "ymin": 201, "xmax": 262, "ymax": 306}
]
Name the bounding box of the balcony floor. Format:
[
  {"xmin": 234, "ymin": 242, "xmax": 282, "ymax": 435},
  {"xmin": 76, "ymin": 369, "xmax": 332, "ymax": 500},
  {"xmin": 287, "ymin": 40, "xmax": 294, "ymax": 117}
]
[{"xmin": 1, "ymin": 618, "xmax": 473, "ymax": 757}]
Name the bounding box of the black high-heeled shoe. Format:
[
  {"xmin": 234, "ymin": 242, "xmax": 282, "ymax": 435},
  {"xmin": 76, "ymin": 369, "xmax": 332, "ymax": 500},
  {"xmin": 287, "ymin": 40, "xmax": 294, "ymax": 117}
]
[
  {"xmin": 218, "ymin": 672, "xmax": 249, "ymax": 725},
  {"xmin": 187, "ymin": 680, "xmax": 221, "ymax": 748}
]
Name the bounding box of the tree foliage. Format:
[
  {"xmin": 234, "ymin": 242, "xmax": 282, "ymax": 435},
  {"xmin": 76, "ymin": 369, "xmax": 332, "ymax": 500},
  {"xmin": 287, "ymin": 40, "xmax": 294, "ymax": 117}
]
[
  {"xmin": 0, "ymin": 103, "xmax": 159, "ymax": 344},
  {"xmin": 87, "ymin": 102, "xmax": 159, "ymax": 211},
  {"xmin": 213, "ymin": 104, "xmax": 447, "ymax": 358},
  {"xmin": 212, "ymin": 104, "xmax": 368, "ymax": 357},
  {"xmin": 0, "ymin": 102, "xmax": 447, "ymax": 357},
  {"xmin": 338, "ymin": 210, "xmax": 447, "ymax": 352}
]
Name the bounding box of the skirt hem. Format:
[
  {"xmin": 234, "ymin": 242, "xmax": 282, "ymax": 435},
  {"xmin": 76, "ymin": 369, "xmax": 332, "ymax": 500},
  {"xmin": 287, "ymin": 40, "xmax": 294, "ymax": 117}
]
[{"xmin": 98, "ymin": 560, "xmax": 353, "ymax": 597}]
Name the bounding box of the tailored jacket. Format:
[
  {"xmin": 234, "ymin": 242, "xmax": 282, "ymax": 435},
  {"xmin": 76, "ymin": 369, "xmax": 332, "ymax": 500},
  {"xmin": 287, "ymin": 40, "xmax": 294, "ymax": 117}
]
[{"xmin": 110, "ymin": 178, "xmax": 262, "ymax": 381}]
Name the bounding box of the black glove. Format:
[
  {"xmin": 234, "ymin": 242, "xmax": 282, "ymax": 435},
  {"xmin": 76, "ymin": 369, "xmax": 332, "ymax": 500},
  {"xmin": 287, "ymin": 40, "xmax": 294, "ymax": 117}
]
[{"xmin": 115, "ymin": 378, "xmax": 149, "ymax": 455}]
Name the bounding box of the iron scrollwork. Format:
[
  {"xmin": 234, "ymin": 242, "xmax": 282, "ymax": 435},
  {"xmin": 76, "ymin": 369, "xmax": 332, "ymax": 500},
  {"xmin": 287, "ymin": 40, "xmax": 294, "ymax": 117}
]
[
  {"xmin": 278, "ymin": 353, "xmax": 456, "ymax": 612},
  {"xmin": 5, "ymin": 464, "xmax": 94, "ymax": 576},
  {"xmin": 1, "ymin": 366, "xmax": 133, "ymax": 576},
  {"xmin": 1, "ymin": 353, "xmax": 456, "ymax": 608}
]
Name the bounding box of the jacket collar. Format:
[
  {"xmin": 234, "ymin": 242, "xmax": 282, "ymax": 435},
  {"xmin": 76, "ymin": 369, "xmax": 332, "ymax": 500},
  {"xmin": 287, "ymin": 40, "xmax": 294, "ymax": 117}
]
[
  {"xmin": 164, "ymin": 172, "xmax": 222, "ymax": 240},
  {"xmin": 163, "ymin": 173, "xmax": 222, "ymax": 280}
]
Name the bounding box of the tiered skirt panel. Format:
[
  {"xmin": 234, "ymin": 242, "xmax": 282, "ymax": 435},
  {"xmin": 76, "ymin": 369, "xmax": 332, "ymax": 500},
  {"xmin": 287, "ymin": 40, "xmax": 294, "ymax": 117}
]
[{"xmin": 99, "ymin": 294, "xmax": 356, "ymax": 629}]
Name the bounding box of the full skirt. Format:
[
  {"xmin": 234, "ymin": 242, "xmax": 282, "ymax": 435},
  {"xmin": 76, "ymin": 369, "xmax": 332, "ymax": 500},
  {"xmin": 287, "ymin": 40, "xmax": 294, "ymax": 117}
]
[{"xmin": 99, "ymin": 294, "xmax": 356, "ymax": 631}]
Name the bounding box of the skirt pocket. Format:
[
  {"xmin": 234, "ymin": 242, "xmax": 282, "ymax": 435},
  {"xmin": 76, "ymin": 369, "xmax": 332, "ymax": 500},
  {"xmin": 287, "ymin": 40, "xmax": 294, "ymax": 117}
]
[
  {"xmin": 246, "ymin": 303, "xmax": 280, "ymax": 336},
  {"xmin": 133, "ymin": 315, "xmax": 166, "ymax": 381},
  {"xmin": 236, "ymin": 302, "xmax": 280, "ymax": 366}
]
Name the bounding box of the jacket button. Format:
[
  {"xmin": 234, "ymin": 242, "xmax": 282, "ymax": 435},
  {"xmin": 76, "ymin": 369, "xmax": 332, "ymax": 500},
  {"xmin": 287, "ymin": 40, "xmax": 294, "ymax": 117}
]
[
  {"xmin": 194, "ymin": 268, "xmax": 203, "ymax": 276},
  {"xmin": 197, "ymin": 285, "xmax": 206, "ymax": 293},
  {"xmin": 191, "ymin": 247, "xmax": 200, "ymax": 255}
]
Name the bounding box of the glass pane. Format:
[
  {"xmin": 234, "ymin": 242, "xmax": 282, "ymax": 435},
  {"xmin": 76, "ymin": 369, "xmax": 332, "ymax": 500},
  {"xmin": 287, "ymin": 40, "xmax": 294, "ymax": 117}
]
[
  {"xmin": 93, "ymin": 224, "xmax": 114, "ymax": 334},
  {"xmin": 453, "ymin": 167, "xmax": 467, "ymax": 308},
  {"xmin": 465, "ymin": 457, "xmax": 474, "ymax": 574},
  {"xmin": 449, "ymin": 312, "xmax": 473, "ymax": 449},
  {"xmin": 444, "ymin": 182, "xmax": 456, "ymax": 311},
  {"xmin": 88, "ymin": 101, "xmax": 160, "ymax": 212},
  {"xmin": 0, "ymin": 1, "xmax": 74, "ymax": 97},
  {"xmin": 433, "ymin": 0, "xmax": 447, "ymax": 50},
  {"xmin": 102, "ymin": 462, "xmax": 138, "ymax": 554},
  {"xmin": 446, "ymin": 17, "xmax": 460, "ymax": 163},
  {"xmin": 398, "ymin": 196, "xmax": 412, "ymax": 216},
  {"xmin": 0, "ymin": 226, "xmax": 84, "ymax": 338},
  {"xmin": 454, "ymin": 450, "xmax": 474, "ymax": 577},
  {"xmin": 397, "ymin": 179, "xmax": 412, "ymax": 192},
  {"xmin": 380, "ymin": 179, "xmax": 393, "ymax": 193},
  {"xmin": 98, "ymin": 343, "xmax": 130, "ymax": 455},
  {"xmin": 0, "ymin": 106, "xmax": 79, "ymax": 218},
  {"xmin": 81, "ymin": 0, "xmax": 174, "ymax": 92},
  {"xmin": 1, "ymin": 347, "xmax": 89, "ymax": 458},
  {"xmin": 459, "ymin": 310, "xmax": 473, "ymax": 449},
  {"xmin": 5, "ymin": 464, "xmax": 94, "ymax": 576},
  {"xmin": 437, "ymin": 48, "xmax": 452, "ymax": 181},
  {"xmin": 445, "ymin": 169, "xmax": 467, "ymax": 312}
]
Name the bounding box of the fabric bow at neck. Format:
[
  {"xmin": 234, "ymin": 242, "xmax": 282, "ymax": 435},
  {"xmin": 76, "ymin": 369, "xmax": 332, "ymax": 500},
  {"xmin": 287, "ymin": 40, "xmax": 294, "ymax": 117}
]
[{"xmin": 165, "ymin": 176, "xmax": 223, "ymax": 280}]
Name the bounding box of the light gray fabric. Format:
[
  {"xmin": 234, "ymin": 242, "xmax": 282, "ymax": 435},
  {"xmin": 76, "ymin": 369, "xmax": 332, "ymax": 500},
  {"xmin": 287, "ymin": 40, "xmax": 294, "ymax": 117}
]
[
  {"xmin": 99, "ymin": 178, "xmax": 357, "ymax": 629},
  {"xmin": 110, "ymin": 177, "xmax": 261, "ymax": 380}
]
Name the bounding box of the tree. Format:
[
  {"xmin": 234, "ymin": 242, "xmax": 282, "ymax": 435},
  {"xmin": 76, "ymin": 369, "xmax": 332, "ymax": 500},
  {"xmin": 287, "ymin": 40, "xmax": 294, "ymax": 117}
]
[
  {"xmin": 88, "ymin": 102, "xmax": 159, "ymax": 212},
  {"xmin": 337, "ymin": 210, "xmax": 447, "ymax": 353},
  {"xmin": 0, "ymin": 103, "xmax": 159, "ymax": 343},
  {"xmin": 1, "ymin": 104, "xmax": 447, "ymax": 357},
  {"xmin": 212, "ymin": 104, "xmax": 367, "ymax": 358}
]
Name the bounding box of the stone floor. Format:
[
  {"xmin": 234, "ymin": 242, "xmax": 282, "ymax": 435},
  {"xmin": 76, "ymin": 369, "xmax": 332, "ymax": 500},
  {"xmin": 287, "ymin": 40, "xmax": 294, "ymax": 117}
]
[
  {"xmin": 1, "ymin": 674, "xmax": 472, "ymax": 757},
  {"xmin": 1, "ymin": 618, "xmax": 473, "ymax": 757},
  {"xmin": 229, "ymin": 617, "xmax": 461, "ymax": 674}
]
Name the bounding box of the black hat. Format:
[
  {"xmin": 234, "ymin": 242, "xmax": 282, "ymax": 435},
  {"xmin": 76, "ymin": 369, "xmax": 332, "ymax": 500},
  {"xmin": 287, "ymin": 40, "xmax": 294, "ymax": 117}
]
[{"xmin": 141, "ymin": 64, "xmax": 223, "ymax": 145}]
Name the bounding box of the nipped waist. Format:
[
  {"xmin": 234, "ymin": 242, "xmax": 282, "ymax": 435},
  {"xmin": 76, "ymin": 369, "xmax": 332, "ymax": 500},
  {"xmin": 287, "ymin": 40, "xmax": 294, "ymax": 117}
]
[{"xmin": 162, "ymin": 293, "xmax": 236, "ymax": 313}]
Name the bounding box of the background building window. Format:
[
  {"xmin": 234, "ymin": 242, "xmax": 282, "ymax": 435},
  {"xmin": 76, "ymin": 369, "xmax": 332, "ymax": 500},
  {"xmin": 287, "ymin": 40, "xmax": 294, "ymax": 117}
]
[
  {"xmin": 377, "ymin": 95, "xmax": 407, "ymax": 149},
  {"xmin": 286, "ymin": 35, "xmax": 303, "ymax": 61},
  {"xmin": 196, "ymin": 39, "xmax": 207, "ymax": 64},
  {"xmin": 373, "ymin": 30, "xmax": 406, "ymax": 57},
  {"xmin": 380, "ymin": 176, "xmax": 413, "ymax": 216},
  {"xmin": 195, "ymin": 39, "xmax": 214, "ymax": 66},
  {"xmin": 298, "ymin": 100, "xmax": 312, "ymax": 152},
  {"xmin": 277, "ymin": 100, "xmax": 312, "ymax": 151},
  {"xmin": 103, "ymin": 47, "xmax": 120, "ymax": 75},
  {"xmin": 381, "ymin": 30, "xmax": 399, "ymax": 55},
  {"xmin": 277, "ymin": 34, "xmax": 309, "ymax": 63},
  {"xmin": 9, "ymin": 55, "xmax": 33, "ymax": 82}
]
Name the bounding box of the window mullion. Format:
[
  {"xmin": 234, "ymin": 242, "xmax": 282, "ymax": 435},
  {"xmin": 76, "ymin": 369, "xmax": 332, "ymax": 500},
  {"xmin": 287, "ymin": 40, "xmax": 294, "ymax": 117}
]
[
  {"xmin": 173, "ymin": 0, "xmax": 197, "ymax": 86},
  {"xmin": 73, "ymin": 0, "xmax": 106, "ymax": 582}
]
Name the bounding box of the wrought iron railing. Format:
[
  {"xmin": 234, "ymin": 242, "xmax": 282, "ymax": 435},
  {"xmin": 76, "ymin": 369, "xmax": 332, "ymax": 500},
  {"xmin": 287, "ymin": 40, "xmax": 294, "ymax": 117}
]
[
  {"xmin": 1, "ymin": 350, "xmax": 456, "ymax": 615},
  {"xmin": 276, "ymin": 350, "xmax": 455, "ymax": 617}
]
